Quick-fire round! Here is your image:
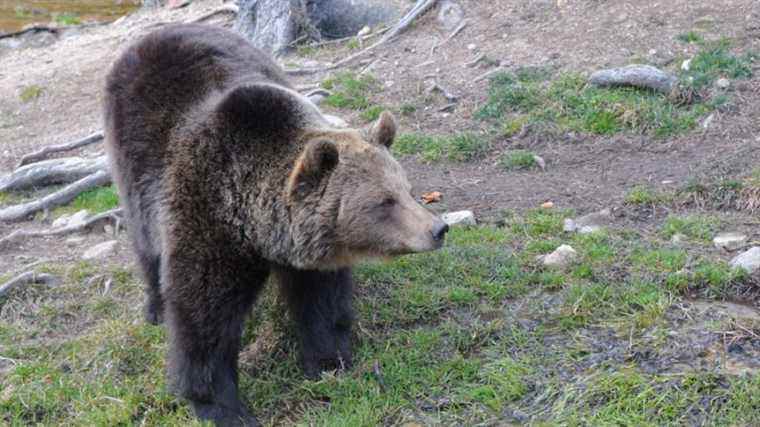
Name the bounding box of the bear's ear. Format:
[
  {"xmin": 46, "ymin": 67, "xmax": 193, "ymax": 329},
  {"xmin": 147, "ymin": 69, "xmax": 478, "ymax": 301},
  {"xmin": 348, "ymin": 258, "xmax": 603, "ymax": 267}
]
[
  {"xmin": 287, "ymin": 139, "xmax": 339, "ymax": 200},
  {"xmin": 369, "ymin": 110, "xmax": 397, "ymax": 148},
  {"xmin": 215, "ymin": 84, "xmax": 305, "ymax": 134}
]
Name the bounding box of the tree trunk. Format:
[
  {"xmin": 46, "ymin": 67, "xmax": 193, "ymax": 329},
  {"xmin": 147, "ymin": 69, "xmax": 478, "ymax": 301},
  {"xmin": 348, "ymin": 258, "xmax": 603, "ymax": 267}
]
[{"xmin": 235, "ymin": 0, "xmax": 399, "ymax": 55}]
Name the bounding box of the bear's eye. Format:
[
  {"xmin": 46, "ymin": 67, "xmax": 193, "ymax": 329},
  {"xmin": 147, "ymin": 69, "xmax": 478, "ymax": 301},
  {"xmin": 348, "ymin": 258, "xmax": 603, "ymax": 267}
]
[{"xmin": 379, "ymin": 197, "xmax": 396, "ymax": 208}]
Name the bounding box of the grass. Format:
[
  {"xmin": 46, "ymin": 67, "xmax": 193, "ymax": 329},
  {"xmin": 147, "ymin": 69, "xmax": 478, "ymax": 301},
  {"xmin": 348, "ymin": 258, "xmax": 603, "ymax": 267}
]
[
  {"xmin": 2, "ymin": 216, "xmax": 759, "ymax": 424},
  {"xmin": 321, "ymin": 72, "xmax": 385, "ymax": 121},
  {"xmin": 477, "ymin": 41, "xmax": 755, "ymax": 138},
  {"xmin": 680, "ymin": 39, "xmax": 756, "ymax": 91},
  {"xmin": 660, "ymin": 214, "xmax": 720, "ymax": 242},
  {"xmin": 52, "ymin": 185, "xmax": 120, "ymax": 217},
  {"xmin": 53, "ymin": 12, "xmax": 81, "ymax": 26},
  {"xmin": 19, "ymin": 85, "xmax": 43, "ymax": 103},
  {"xmin": 500, "ymin": 149, "xmax": 536, "ymax": 170},
  {"xmin": 677, "ymin": 31, "xmax": 705, "ymax": 44},
  {"xmin": 625, "ymin": 185, "xmax": 670, "ymax": 205},
  {"xmin": 393, "ymin": 133, "xmax": 489, "ymax": 162},
  {"xmin": 477, "ymin": 71, "xmax": 708, "ymax": 138}
]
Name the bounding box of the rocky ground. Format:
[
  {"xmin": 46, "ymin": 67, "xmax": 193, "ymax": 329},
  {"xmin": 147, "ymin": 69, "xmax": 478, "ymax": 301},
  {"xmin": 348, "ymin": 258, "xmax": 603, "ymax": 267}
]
[{"xmin": 1, "ymin": 0, "xmax": 760, "ymax": 425}]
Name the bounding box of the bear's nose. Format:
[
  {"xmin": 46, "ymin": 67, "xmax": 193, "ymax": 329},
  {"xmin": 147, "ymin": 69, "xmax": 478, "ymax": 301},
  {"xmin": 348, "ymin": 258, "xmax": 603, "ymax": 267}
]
[{"xmin": 431, "ymin": 221, "xmax": 449, "ymax": 241}]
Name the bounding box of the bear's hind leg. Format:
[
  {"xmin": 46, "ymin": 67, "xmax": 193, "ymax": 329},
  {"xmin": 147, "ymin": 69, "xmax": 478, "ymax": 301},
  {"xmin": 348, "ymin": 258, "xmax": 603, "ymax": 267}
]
[
  {"xmin": 276, "ymin": 267, "xmax": 354, "ymax": 379},
  {"xmin": 137, "ymin": 251, "xmax": 164, "ymax": 325}
]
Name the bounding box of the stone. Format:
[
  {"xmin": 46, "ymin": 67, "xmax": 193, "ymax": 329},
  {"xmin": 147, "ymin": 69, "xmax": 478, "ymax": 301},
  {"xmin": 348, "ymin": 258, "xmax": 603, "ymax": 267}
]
[
  {"xmin": 715, "ymin": 78, "xmax": 731, "ymax": 90},
  {"xmin": 532, "ymin": 154, "xmax": 546, "ymax": 170},
  {"xmin": 713, "ymin": 232, "xmax": 748, "ymax": 251},
  {"xmin": 701, "ymin": 113, "xmax": 715, "ymax": 130},
  {"xmin": 51, "ymin": 209, "xmax": 88, "ymax": 229},
  {"xmin": 441, "ymin": 210, "xmax": 476, "ymax": 226},
  {"xmin": 437, "ymin": 0, "xmax": 465, "ymax": 31},
  {"xmin": 467, "ymin": 43, "xmax": 477, "ymax": 51},
  {"xmin": 681, "ymin": 58, "xmax": 692, "ymax": 71},
  {"xmin": 565, "ymin": 209, "xmax": 612, "ymax": 233},
  {"xmin": 82, "ymin": 240, "xmax": 118, "ymax": 260},
  {"xmin": 65, "ymin": 236, "xmax": 86, "ymax": 245},
  {"xmin": 540, "ymin": 245, "xmax": 578, "ymax": 268},
  {"xmin": 730, "ymin": 247, "xmax": 760, "ymax": 273},
  {"xmin": 588, "ymin": 64, "xmax": 678, "ymax": 94},
  {"xmin": 670, "ymin": 233, "xmax": 687, "ymax": 244},
  {"xmin": 357, "ymin": 26, "xmax": 371, "ymax": 37},
  {"xmin": 104, "ymin": 224, "xmax": 115, "ymax": 236}
]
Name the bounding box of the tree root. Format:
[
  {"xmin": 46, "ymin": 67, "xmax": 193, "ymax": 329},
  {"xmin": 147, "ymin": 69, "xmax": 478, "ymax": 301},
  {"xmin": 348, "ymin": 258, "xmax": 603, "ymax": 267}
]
[
  {"xmin": 0, "ymin": 170, "xmax": 111, "ymax": 222},
  {"xmin": 1, "ymin": 155, "xmax": 108, "ymax": 193},
  {"xmin": 0, "ymin": 208, "xmax": 123, "ymax": 249},
  {"xmin": 285, "ymin": 0, "xmax": 440, "ymax": 75},
  {"xmin": 0, "ymin": 271, "xmax": 60, "ymax": 297},
  {"xmin": 17, "ymin": 131, "xmax": 103, "ymax": 168}
]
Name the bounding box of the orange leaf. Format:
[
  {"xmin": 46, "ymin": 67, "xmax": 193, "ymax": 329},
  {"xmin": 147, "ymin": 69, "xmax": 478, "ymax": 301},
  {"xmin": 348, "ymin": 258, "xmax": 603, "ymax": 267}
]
[{"xmin": 421, "ymin": 191, "xmax": 442, "ymax": 204}]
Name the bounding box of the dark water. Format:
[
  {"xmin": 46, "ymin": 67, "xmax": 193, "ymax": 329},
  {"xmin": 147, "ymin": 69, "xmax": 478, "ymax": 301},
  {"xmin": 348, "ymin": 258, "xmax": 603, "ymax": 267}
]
[{"xmin": 0, "ymin": 1, "xmax": 140, "ymax": 33}]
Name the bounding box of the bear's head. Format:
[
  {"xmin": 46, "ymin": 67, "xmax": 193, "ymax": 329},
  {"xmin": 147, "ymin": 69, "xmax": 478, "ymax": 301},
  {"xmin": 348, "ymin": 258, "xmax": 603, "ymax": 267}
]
[
  {"xmin": 286, "ymin": 111, "xmax": 449, "ymax": 267},
  {"xmin": 217, "ymin": 83, "xmax": 449, "ymax": 269}
]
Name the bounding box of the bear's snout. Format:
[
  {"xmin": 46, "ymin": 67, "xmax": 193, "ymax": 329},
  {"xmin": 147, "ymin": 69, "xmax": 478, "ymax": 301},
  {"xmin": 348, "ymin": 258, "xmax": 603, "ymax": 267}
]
[{"xmin": 431, "ymin": 220, "xmax": 449, "ymax": 242}]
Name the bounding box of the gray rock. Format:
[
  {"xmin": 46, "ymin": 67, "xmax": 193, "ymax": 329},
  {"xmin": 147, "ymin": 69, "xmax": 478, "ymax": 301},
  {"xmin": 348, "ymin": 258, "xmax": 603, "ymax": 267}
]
[
  {"xmin": 715, "ymin": 78, "xmax": 731, "ymax": 90},
  {"xmin": 564, "ymin": 209, "xmax": 612, "ymax": 233},
  {"xmin": 713, "ymin": 232, "xmax": 748, "ymax": 251},
  {"xmin": 588, "ymin": 64, "xmax": 678, "ymax": 94},
  {"xmin": 441, "ymin": 210, "xmax": 476, "ymax": 226},
  {"xmin": 540, "ymin": 245, "xmax": 578, "ymax": 268},
  {"xmin": 437, "ymin": 0, "xmax": 465, "ymax": 31},
  {"xmin": 730, "ymin": 247, "xmax": 760, "ymax": 274},
  {"xmin": 82, "ymin": 240, "xmax": 118, "ymax": 261},
  {"xmin": 52, "ymin": 209, "xmax": 89, "ymax": 229},
  {"xmin": 670, "ymin": 233, "xmax": 687, "ymax": 245},
  {"xmin": 681, "ymin": 58, "xmax": 692, "ymax": 71},
  {"xmin": 323, "ymin": 114, "xmax": 348, "ymax": 128}
]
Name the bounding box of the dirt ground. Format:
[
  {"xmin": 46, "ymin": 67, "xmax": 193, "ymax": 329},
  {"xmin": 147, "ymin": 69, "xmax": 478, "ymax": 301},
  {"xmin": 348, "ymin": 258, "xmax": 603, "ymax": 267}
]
[{"xmin": 1, "ymin": 0, "xmax": 760, "ymax": 424}]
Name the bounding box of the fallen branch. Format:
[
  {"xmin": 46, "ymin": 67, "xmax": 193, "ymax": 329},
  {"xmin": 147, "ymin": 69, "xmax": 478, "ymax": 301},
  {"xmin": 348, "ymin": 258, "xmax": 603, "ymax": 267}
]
[
  {"xmin": 0, "ymin": 271, "xmax": 60, "ymax": 297},
  {"xmin": 17, "ymin": 131, "xmax": 103, "ymax": 167},
  {"xmin": 190, "ymin": 4, "xmax": 240, "ymax": 23},
  {"xmin": 0, "ymin": 25, "xmax": 59, "ymax": 41},
  {"xmin": 474, "ymin": 65, "xmax": 507, "ymax": 83},
  {"xmin": 285, "ymin": 0, "xmax": 440, "ymax": 75},
  {"xmin": 0, "ymin": 208, "xmax": 123, "ymax": 249},
  {"xmin": 0, "ymin": 170, "xmax": 111, "ymax": 222},
  {"xmin": 2, "ymin": 155, "xmax": 108, "ymax": 193}
]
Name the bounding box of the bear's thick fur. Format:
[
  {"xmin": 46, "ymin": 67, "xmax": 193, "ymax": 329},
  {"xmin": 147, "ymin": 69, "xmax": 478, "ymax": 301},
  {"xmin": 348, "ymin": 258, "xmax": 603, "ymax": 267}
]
[{"xmin": 104, "ymin": 24, "xmax": 448, "ymax": 426}]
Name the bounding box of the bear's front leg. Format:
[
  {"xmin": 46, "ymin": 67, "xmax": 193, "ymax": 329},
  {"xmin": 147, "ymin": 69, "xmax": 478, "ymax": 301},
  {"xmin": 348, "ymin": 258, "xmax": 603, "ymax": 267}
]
[
  {"xmin": 276, "ymin": 267, "xmax": 354, "ymax": 378},
  {"xmin": 163, "ymin": 250, "xmax": 267, "ymax": 427}
]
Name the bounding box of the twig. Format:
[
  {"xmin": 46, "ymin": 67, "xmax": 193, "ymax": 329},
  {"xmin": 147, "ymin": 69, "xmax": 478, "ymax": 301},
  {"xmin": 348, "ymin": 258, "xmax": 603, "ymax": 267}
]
[
  {"xmin": 17, "ymin": 132, "xmax": 103, "ymax": 167},
  {"xmin": 426, "ymin": 81, "xmax": 459, "ymax": 101},
  {"xmin": 0, "ymin": 170, "xmax": 111, "ymax": 222},
  {"xmin": 0, "ymin": 208, "xmax": 123, "ymax": 248},
  {"xmin": 465, "ymin": 52, "xmax": 486, "ymax": 67},
  {"xmin": 284, "ymin": 0, "xmax": 440, "ymax": 75},
  {"xmin": 0, "ymin": 271, "xmax": 60, "ymax": 297},
  {"xmin": 431, "ymin": 19, "xmax": 468, "ymax": 54},
  {"xmin": 474, "ymin": 66, "xmax": 507, "ymax": 83},
  {"xmin": 372, "ymin": 360, "xmax": 387, "ymax": 392}
]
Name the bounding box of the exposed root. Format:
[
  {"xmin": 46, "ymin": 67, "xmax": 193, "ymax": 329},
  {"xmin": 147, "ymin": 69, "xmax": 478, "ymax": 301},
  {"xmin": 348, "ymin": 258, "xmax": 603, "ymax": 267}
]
[
  {"xmin": 0, "ymin": 170, "xmax": 112, "ymax": 222},
  {"xmin": 0, "ymin": 271, "xmax": 60, "ymax": 297},
  {"xmin": 0, "ymin": 208, "xmax": 123, "ymax": 249},
  {"xmin": 285, "ymin": 0, "xmax": 440, "ymax": 75},
  {"xmin": 1, "ymin": 155, "xmax": 108, "ymax": 193},
  {"xmin": 190, "ymin": 4, "xmax": 240, "ymax": 23},
  {"xmin": 17, "ymin": 131, "xmax": 103, "ymax": 168}
]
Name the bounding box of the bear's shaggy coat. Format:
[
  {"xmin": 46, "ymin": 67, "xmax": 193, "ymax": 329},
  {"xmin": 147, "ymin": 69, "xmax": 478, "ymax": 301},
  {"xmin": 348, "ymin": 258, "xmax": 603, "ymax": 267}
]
[{"xmin": 105, "ymin": 24, "xmax": 447, "ymax": 426}]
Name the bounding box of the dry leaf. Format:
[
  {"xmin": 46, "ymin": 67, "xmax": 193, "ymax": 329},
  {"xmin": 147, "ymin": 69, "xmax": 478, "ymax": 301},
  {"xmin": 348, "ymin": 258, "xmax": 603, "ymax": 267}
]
[{"xmin": 421, "ymin": 191, "xmax": 443, "ymax": 204}]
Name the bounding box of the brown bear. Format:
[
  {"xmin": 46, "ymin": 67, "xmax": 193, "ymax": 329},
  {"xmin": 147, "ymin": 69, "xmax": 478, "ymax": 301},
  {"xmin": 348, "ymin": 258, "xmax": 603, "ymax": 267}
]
[{"xmin": 104, "ymin": 24, "xmax": 448, "ymax": 426}]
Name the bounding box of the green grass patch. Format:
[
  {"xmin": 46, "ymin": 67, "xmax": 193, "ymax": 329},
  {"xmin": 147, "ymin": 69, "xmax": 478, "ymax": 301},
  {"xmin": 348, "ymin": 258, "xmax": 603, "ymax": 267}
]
[
  {"xmin": 53, "ymin": 12, "xmax": 81, "ymax": 26},
  {"xmin": 680, "ymin": 39, "xmax": 756, "ymax": 91},
  {"xmin": 500, "ymin": 149, "xmax": 536, "ymax": 171},
  {"xmin": 677, "ymin": 30, "xmax": 704, "ymax": 44},
  {"xmin": 660, "ymin": 214, "xmax": 720, "ymax": 242},
  {"xmin": 477, "ymin": 71, "xmax": 708, "ymax": 137},
  {"xmin": 19, "ymin": 85, "xmax": 43, "ymax": 102},
  {"xmin": 53, "ymin": 184, "xmax": 119, "ymax": 216},
  {"xmin": 625, "ymin": 185, "xmax": 671, "ymax": 205},
  {"xmin": 393, "ymin": 133, "xmax": 488, "ymax": 162},
  {"xmin": 322, "ymin": 72, "xmax": 378, "ymax": 111}
]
